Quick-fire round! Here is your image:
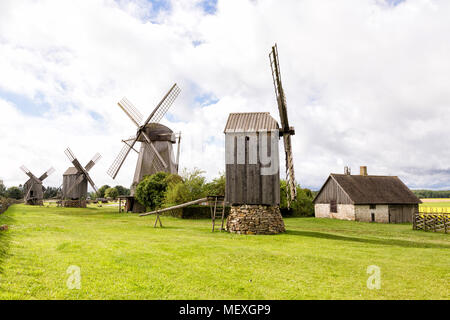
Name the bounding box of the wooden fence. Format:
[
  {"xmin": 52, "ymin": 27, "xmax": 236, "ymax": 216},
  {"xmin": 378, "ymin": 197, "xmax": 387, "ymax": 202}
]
[{"xmin": 413, "ymin": 211, "xmax": 450, "ymax": 233}]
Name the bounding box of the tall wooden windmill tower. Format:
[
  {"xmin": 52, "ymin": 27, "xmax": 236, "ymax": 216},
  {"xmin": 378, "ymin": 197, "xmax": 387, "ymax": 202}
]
[
  {"xmin": 62, "ymin": 148, "xmax": 101, "ymax": 207},
  {"xmin": 107, "ymin": 83, "xmax": 181, "ymax": 213},
  {"xmin": 224, "ymin": 44, "xmax": 296, "ymax": 235},
  {"xmin": 20, "ymin": 166, "xmax": 55, "ymax": 205}
]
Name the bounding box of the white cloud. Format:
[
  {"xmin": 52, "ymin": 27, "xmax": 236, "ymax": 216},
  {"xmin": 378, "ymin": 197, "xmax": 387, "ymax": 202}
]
[{"xmin": 0, "ymin": 0, "xmax": 449, "ymax": 191}]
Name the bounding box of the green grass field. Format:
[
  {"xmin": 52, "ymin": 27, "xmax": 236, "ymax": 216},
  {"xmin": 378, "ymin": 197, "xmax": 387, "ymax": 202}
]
[{"xmin": 0, "ymin": 204, "xmax": 449, "ymax": 300}]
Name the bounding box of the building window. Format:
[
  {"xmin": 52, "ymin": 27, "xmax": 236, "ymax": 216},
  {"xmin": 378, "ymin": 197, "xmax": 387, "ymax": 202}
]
[
  {"xmin": 371, "ymin": 213, "xmax": 375, "ymax": 222},
  {"xmin": 330, "ymin": 200, "xmax": 337, "ymax": 213},
  {"xmin": 370, "ymin": 204, "xmax": 376, "ymax": 210}
]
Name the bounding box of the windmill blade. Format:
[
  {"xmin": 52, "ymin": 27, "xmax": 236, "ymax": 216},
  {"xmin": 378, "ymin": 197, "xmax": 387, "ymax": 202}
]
[
  {"xmin": 85, "ymin": 153, "xmax": 102, "ymax": 172},
  {"xmin": 83, "ymin": 172, "xmax": 98, "ymax": 194},
  {"xmin": 20, "ymin": 165, "xmax": 41, "ymax": 184},
  {"xmin": 107, "ymin": 136, "xmax": 139, "ymax": 179},
  {"xmin": 141, "ymin": 131, "xmax": 168, "ymax": 169},
  {"xmin": 64, "ymin": 147, "xmax": 77, "ymax": 163},
  {"xmin": 269, "ymin": 44, "xmax": 297, "ymax": 205},
  {"xmin": 176, "ymin": 132, "xmax": 181, "ymax": 172},
  {"xmin": 141, "ymin": 83, "xmax": 181, "ymax": 127},
  {"xmin": 64, "ymin": 148, "xmax": 87, "ymax": 174},
  {"xmin": 25, "ymin": 180, "xmax": 34, "ymax": 200},
  {"xmin": 39, "ymin": 167, "xmax": 55, "ymax": 181},
  {"xmin": 269, "ymin": 44, "xmax": 291, "ymax": 132},
  {"xmin": 283, "ymin": 134, "xmax": 297, "ymax": 204},
  {"xmin": 118, "ymin": 97, "xmax": 143, "ymax": 128}
]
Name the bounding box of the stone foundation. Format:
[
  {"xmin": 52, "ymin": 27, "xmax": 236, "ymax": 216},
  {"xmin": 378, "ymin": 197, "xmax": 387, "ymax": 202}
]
[
  {"xmin": 62, "ymin": 200, "xmax": 87, "ymax": 208},
  {"xmin": 226, "ymin": 205, "xmax": 285, "ymax": 235}
]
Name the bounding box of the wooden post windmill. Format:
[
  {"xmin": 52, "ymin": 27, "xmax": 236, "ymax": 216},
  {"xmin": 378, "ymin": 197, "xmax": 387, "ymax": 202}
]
[
  {"xmin": 107, "ymin": 83, "xmax": 181, "ymax": 213},
  {"xmin": 224, "ymin": 44, "xmax": 296, "ymax": 235},
  {"xmin": 62, "ymin": 148, "xmax": 101, "ymax": 207},
  {"xmin": 20, "ymin": 165, "xmax": 55, "ymax": 205}
]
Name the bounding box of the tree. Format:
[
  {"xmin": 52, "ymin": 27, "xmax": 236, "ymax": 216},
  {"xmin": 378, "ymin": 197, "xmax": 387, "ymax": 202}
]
[
  {"xmin": 114, "ymin": 185, "xmax": 130, "ymax": 196},
  {"xmin": 43, "ymin": 186, "xmax": 58, "ymax": 199},
  {"xmin": 0, "ymin": 183, "xmax": 6, "ymax": 197},
  {"xmin": 96, "ymin": 185, "xmax": 110, "ymax": 198},
  {"xmin": 164, "ymin": 168, "xmax": 207, "ymax": 206},
  {"xmin": 280, "ymin": 180, "xmax": 314, "ymax": 217},
  {"xmin": 204, "ymin": 173, "xmax": 225, "ymax": 196},
  {"xmin": 135, "ymin": 172, "xmax": 182, "ymax": 210},
  {"xmin": 6, "ymin": 186, "xmax": 23, "ymax": 200},
  {"xmin": 104, "ymin": 187, "xmax": 119, "ymax": 200}
]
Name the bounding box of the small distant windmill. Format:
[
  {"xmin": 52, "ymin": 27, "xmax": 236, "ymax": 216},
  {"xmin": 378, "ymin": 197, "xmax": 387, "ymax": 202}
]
[
  {"xmin": 20, "ymin": 165, "xmax": 55, "ymax": 205},
  {"xmin": 107, "ymin": 83, "xmax": 181, "ymax": 212},
  {"xmin": 62, "ymin": 148, "xmax": 101, "ymax": 207},
  {"xmin": 269, "ymin": 43, "xmax": 297, "ymax": 208}
]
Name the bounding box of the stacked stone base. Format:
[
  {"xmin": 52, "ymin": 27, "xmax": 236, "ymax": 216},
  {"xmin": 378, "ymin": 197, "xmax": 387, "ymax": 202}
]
[
  {"xmin": 226, "ymin": 205, "xmax": 285, "ymax": 235},
  {"xmin": 62, "ymin": 200, "xmax": 87, "ymax": 208}
]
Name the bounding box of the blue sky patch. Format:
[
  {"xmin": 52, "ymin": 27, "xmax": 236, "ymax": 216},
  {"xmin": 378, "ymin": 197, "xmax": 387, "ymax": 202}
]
[
  {"xmin": 195, "ymin": 93, "xmax": 219, "ymax": 107},
  {"xmin": 0, "ymin": 88, "xmax": 51, "ymax": 117},
  {"xmin": 199, "ymin": 0, "xmax": 217, "ymax": 14}
]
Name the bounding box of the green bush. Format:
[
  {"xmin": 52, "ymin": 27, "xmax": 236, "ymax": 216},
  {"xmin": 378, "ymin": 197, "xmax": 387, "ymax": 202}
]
[
  {"xmin": 136, "ymin": 172, "xmax": 182, "ymax": 210},
  {"xmin": 280, "ymin": 180, "xmax": 314, "ymax": 217},
  {"xmin": 104, "ymin": 187, "xmax": 119, "ymax": 200},
  {"xmin": 6, "ymin": 186, "xmax": 23, "ymax": 200},
  {"xmin": 164, "ymin": 168, "xmax": 207, "ymax": 207},
  {"xmin": 203, "ymin": 173, "xmax": 225, "ymax": 196},
  {"xmin": 96, "ymin": 185, "xmax": 110, "ymax": 198}
]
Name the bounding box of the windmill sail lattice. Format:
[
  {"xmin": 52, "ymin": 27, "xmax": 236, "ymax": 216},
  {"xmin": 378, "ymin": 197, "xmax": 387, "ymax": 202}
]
[
  {"xmin": 107, "ymin": 83, "xmax": 181, "ymax": 181},
  {"xmin": 270, "ymin": 44, "xmax": 297, "ymax": 208}
]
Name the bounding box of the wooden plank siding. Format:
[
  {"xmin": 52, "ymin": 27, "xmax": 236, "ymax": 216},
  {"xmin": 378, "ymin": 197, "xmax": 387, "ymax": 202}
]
[
  {"xmin": 314, "ymin": 176, "xmax": 353, "ymax": 204},
  {"xmin": 225, "ymin": 132, "xmax": 280, "ymax": 206}
]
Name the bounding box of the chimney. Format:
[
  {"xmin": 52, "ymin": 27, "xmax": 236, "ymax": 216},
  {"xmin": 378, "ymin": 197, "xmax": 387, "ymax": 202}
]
[
  {"xmin": 344, "ymin": 166, "xmax": 351, "ymax": 175},
  {"xmin": 360, "ymin": 166, "xmax": 368, "ymax": 176}
]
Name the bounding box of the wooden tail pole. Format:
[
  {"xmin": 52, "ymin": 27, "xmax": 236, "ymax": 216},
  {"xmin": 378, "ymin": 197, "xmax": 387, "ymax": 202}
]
[{"xmin": 139, "ymin": 198, "xmax": 208, "ymax": 217}]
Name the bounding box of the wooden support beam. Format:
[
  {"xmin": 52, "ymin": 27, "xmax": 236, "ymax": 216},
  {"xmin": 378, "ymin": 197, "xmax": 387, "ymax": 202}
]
[{"xmin": 139, "ymin": 197, "xmax": 208, "ymax": 217}]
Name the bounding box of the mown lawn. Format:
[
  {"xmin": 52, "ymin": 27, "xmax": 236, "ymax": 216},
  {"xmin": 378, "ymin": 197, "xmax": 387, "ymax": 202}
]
[{"xmin": 0, "ymin": 204, "xmax": 448, "ymax": 300}]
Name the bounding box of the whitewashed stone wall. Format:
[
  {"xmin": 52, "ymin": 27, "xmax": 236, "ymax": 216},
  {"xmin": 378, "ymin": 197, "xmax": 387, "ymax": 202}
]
[
  {"xmin": 314, "ymin": 204, "xmax": 356, "ymax": 220},
  {"xmin": 355, "ymin": 205, "xmax": 389, "ymax": 223},
  {"xmin": 315, "ymin": 204, "xmax": 330, "ymax": 218}
]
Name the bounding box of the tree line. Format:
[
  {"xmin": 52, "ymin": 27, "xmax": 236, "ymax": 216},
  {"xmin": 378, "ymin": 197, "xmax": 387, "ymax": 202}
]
[
  {"xmin": 0, "ymin": 181, "xmax": 130, "ymax": 200},
  {"xmin": 134, "ymin": 169, "xmax": 315, "ymax": 216},
  {"xmin": 412, "ymin": 189, "xmax": 450, "ymax": 199}
]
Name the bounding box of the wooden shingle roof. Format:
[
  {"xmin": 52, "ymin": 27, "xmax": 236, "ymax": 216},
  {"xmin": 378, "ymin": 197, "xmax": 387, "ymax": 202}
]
[
  {"xmin": 315, "ymin": 174, "xmax": 421, "ymax": 205},
  {"xmin": 224, "ymin": 112, "xmax": 279, "ymax": 133}
]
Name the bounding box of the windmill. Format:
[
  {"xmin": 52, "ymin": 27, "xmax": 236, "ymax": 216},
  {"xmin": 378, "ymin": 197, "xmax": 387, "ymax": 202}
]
[
  {"xmin": 62, "ymin": 148, "xmax": 101, "ymax": 207},
  {"xmin": 223, "ymin": 44, "xmax": 297, "ymax": 235},
  {"xmin": 20, "ymin": 165, "xmax": 55, "ymax": 205},
  {"xmin": 107, "ymin": 83, "xmax": 181, "ymax": 212},
  {"xmin": 269, "ymin": 43, "xmax": 297, "ymax": 209}
]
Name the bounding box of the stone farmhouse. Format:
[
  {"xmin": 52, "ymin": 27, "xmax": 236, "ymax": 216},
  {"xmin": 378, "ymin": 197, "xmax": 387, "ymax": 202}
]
[{"xmin": 313, "ymin": 166, "xmax": 421, "ymax": 223}]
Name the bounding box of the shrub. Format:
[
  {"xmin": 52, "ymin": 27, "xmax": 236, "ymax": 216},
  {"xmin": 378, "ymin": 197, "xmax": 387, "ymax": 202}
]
[
  {"xmin": 96, "ymin": 185, "xmax": 110, "ymax": 198},
  {"xmin": 164, "ymin": 168, "xmax": 207, "ymax": 207},
  {"xmin": 280, "ymin": 180, "xmax": 314, "ymax": 217},
  {"xmin": 135, "ymin": 172, "xmax": 182, "ymax": 210},
  {"xmin": 104, "ymin": 187, "xmax": 119, "ymax": 200},
  {"xmin": 204, "ymin": 173, "xmax": 225, "ymax": 196},
  {"xmin": 6, "ymin": 187, "xmax": 23, "ymax": 200}
]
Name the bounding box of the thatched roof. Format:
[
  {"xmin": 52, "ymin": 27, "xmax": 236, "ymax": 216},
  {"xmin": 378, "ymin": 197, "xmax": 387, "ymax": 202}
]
[{"xmin": 316, "ymin": 174, "xmax": 421, "ymax": 205}]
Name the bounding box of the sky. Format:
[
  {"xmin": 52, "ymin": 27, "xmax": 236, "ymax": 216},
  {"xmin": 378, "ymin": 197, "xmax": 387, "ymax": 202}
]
[{"xmin": 0, "ymin": 0, "xmax": 449, "ymax": 192}]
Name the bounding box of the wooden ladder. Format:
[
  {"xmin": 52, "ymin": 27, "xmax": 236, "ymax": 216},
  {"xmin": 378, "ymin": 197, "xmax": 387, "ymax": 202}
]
[{"xmin": 209, "ymin": 196, "xmax": 226, "ymax": 232}]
